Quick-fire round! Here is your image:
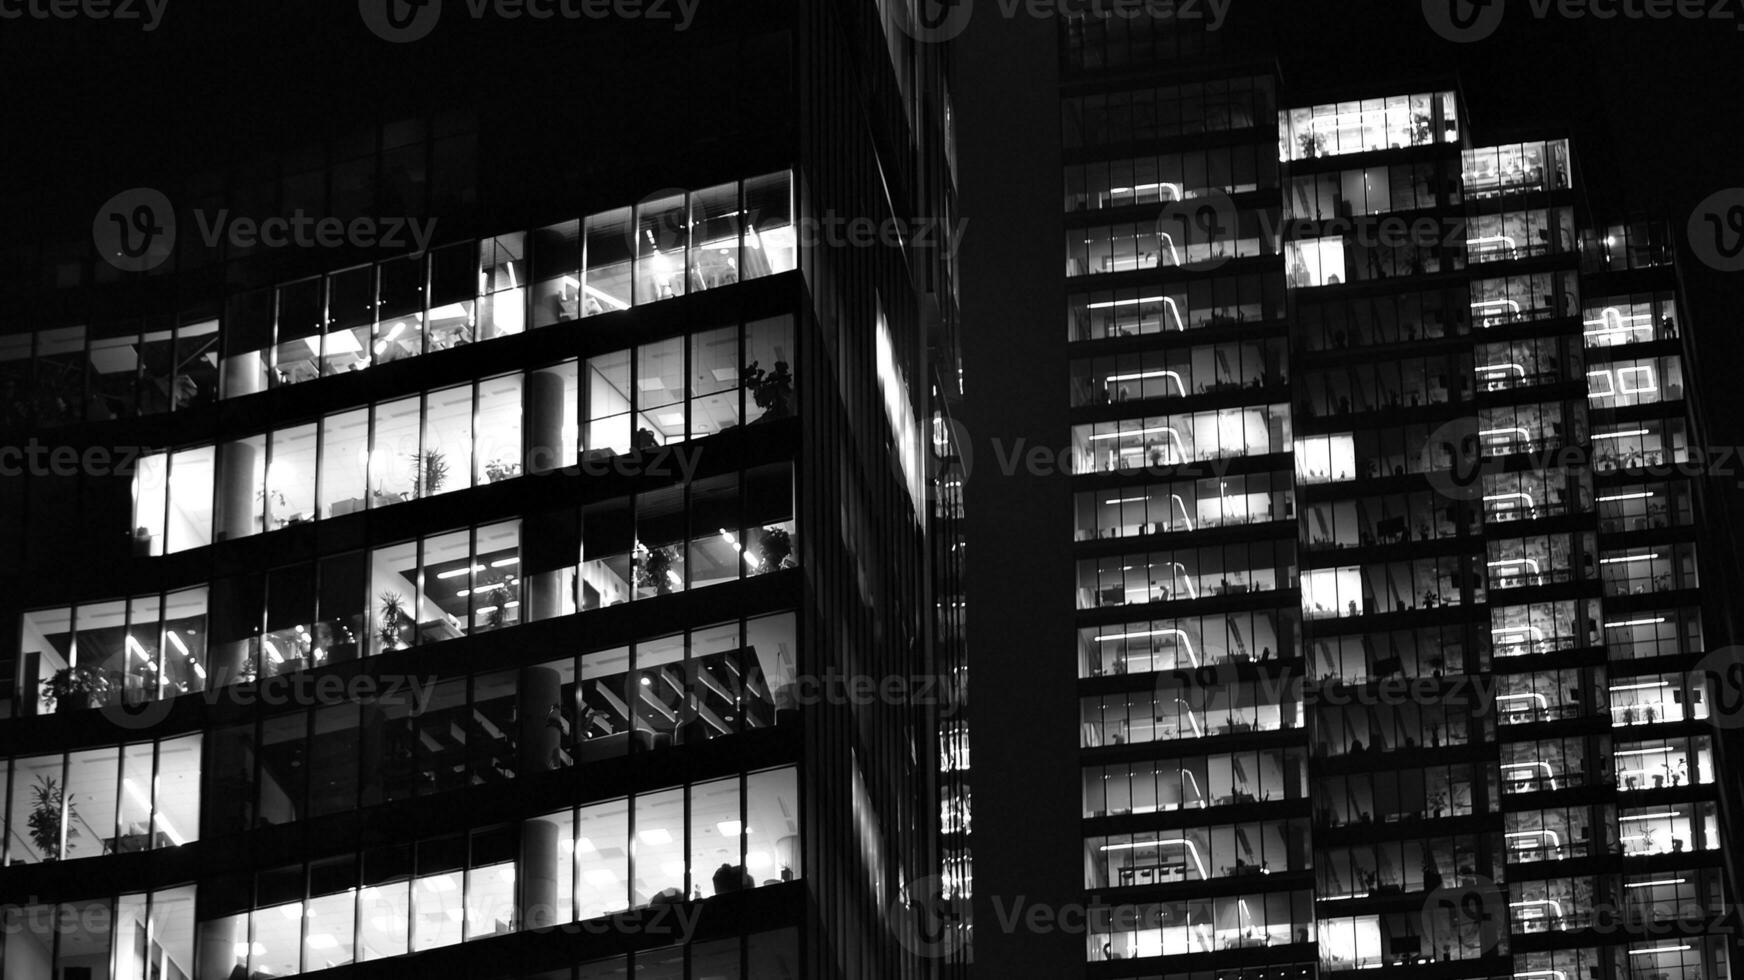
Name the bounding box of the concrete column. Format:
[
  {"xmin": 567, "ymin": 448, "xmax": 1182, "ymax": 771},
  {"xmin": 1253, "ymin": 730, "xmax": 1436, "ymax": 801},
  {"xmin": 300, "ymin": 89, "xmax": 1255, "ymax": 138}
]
[
  {"xmin": 216, "ymin": 440, "xmax": 257, "ymax": 541},
  {"xmin": 526, "ymin": 368, "xmax": 566, "ymax": 476},
  {"xmin": 524, "ymin": 564, "xmax": 563, "ymax": 623},
  {"xmin": 224, "ymin": 350, "xmax": 265, "ymax": 398},
  {"xmin": 519, "ymin": 817, "xmax": 562, "ymax": 929},
  {"xmin": 525, "ymin": 370, "xmax": 572, "ymax": 623},
  {"xmin": 517, "ymin": 666, "xmax": 561, "ymax": 774},
  {"xmin": 195, "ymin": 915, "xmax": 244, "ymax": 980},
  {"xmin": 207, "ymin": 639, "xmax": 254, "ymax": 690}
]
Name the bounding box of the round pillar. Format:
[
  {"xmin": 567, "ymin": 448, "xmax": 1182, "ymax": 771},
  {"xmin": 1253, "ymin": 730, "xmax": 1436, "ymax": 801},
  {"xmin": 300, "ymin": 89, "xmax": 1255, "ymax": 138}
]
[
  {"xmin": 216, "ymin": 440, "xmax": 258, "ymax": 541},
  {"xmin": 519, "ymin": 817, "xmax": 561, "ymax": 929},
  {"xmin": 526, "ymin": 369, "xmax": 567, "ymax": 476},
  {"xmin": 518, "ymin": 666, "xmax": 561, "ymax": 774}
]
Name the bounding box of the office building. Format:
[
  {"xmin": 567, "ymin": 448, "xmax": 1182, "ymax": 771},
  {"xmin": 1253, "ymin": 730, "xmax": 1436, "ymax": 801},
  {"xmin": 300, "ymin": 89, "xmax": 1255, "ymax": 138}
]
[
  {"xmin": 0, "ymin": 3, "xmax": 964, "ymax": 978},
  {"xmin": 962, "ymin": 11, "xmax": 1744, "ymax": 979}
]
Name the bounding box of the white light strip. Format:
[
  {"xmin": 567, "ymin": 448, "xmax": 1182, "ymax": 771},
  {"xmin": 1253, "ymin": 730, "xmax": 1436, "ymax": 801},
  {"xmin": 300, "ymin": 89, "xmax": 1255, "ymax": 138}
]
[
  {"xmin": 1087, "ymin": 295, "xmax": 1166, "ymax": 310},
  {"xmin": 1598, "ymin": 492, "xmax": 1655, "ymax": 502},
  {"xmin": 1468, "ymin": 234, "xmax": 1519, "ymax": 253},
  {"xmin": 1506, "ymin": 829, "xmax": 1562, "ymax": 847},
  {"xmin": 1089, "ymin": 425, "xmax": 1177, "ymax": 441},
  {"xmin": 1502, "ymin": 761, "xmax": 1559, "ymax": 789},
  {"xmin": 1096, "ymin": 838, "xmax": 1208, "ymax": 879},
  {"xmin": 1606, "ymin": 618, "xmax": 1667, "ymax": 628}
]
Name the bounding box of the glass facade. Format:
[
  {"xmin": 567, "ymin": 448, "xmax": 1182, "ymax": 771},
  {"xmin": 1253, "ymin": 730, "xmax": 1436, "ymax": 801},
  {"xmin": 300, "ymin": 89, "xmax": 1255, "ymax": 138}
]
[
  {"xmin": 0, "ymin": 173, "xmax": 796, "ymax": 429},
  {"xmin": 3, "ymin": 734, "xmax": 200, "ymax": 864},
  {"xmin": 0, "ymin": 3, "xmax": 957, "ymax": 975},
  {"xmin": 127, "ymin": 314, "xmax": 795, "ymax": 556},
  {"xmin": 21, "ymin": 464, "xmax": 797, "ymax": 715},
  {"xmin": 1056, "ymin": 26, "xmax": 1740, "ymax": 979}
]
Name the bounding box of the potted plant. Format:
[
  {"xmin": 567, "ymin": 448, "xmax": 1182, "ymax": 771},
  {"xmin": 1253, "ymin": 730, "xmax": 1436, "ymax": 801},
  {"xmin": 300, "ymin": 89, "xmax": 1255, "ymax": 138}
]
[
  {"xmin": 410, "ymin": 449, "xmax": 450, "ymax": 498},
  {"xmin": 1297, "ymin": 130, "xmax": 1326, "ymax": 158},
  {"xmin": 42, "ymin": 664, "xmax": 115, "ymax": 713},
  {"xmin": 484, "ymin": 584, "xmax": 512, "ymax": 628},
  {"xmin": 378, "ymin": 591, "xmax": 409, "ymax": 651},
  {"xmin": 637, "ymin": 544, "xmax": 678, "ymax": 595},
  {"xmin": 28, "ymin": 775, "xmax": 71, "ymax": 860},
  {"xmin": 257, "ymin": 486, "xmax": 288, "ymax": 527},
  {"xmin": 744, "ymin": 360, "xmax": 795, "ymax": 421},
  {"xmin": 756, "ymin": 526, "xmax": 795, "ymax": 573},
  {"xmin": 1410, "ymin": 112, "xmax": 1434, "ymax": 146},
  {"xmin": 483, "ymin": 458, "xmax": 521, "ymax": 484}
]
